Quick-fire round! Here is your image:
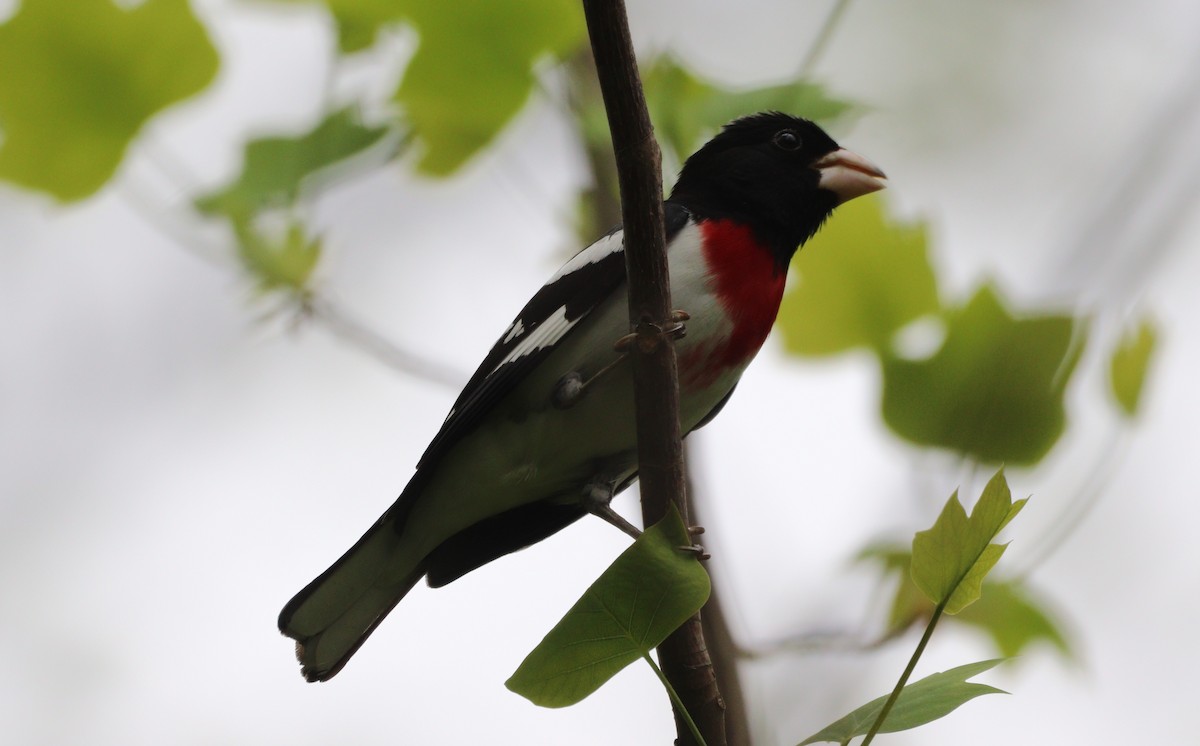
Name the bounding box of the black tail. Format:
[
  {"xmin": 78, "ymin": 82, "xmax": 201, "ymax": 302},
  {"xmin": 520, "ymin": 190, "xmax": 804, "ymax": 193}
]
[{"xmin": 278, "ymin": 512, "xmax": 424, "ymax": 682}]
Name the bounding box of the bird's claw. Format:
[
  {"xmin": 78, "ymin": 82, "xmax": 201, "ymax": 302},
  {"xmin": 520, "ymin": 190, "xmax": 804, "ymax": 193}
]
[
  {"xmin": 677, "ymin": 524, "xmax": 707, "ymax": 558},
  {"xmin": 614, "ymin": 309, "xmax": 690, "ymax": 353}
]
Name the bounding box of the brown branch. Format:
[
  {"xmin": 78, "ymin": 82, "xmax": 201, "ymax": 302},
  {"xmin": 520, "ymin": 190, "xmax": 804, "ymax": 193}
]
[
  {"xmin": 581, "ymin": 2, "xmax": 727, "ymax": 744},
  {"xmin": 688, "ymin": 453, "xmax": 752, "ymax": 746}
]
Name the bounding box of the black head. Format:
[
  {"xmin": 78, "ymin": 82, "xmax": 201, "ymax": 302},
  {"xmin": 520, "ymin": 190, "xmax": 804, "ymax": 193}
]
[{"xmin": 669, "ymin": 112, "xmax": 885, "ymax": 265}]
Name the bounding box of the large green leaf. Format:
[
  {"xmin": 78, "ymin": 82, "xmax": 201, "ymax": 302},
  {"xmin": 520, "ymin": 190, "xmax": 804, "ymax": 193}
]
[
  {"xmin": 798, "ymin": 659, "xmax": 1007, "ymax": 745},
  {"xmin": 642, "ymin": 56, "xmax": 855, "ymax": 162},
  {"xmin": 911, "ymin": 470, "xmax": 1026, "ymax": 615},
  {"xmin": 0, "ymin": 0, "xmax": 218, "ymax": 201},
  {"xmin": 778, "ymin": 196, "xmax": 940, "ymax": 356},
  {"xmin": 195, "ymin": 107, "xmax": 391, "ymax": 219},
  {"xmin": 1109, "ymin": 317, "xmax": 1157, "ymax": 417},
  {"xmin": 506, "ymin": 505, "xmax": 710, "ymax": 708},
  {"xmin": 394, "ymin": 0, "xmax": 584, "ymax": 175},
  {"xmin": 881, "ymin": 284, "xmax": 1083, "ymax": 464}
]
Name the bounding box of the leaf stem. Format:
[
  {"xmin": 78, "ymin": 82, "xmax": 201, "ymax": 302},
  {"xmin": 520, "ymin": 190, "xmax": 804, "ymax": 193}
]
[
  {"xmin": 860, "ymin": 602, "xmax": 946, "ymax": 745},
  {"xmin": 301, "ymin": 295, "xmax": 466, "ymax": 388},
  {"xmin": 799, "ymin": 0, "xmax": 853, "ymax": 77},
  {"xmin": 644, "ymin": 653, "xmax": 707, "ymax": 746}
]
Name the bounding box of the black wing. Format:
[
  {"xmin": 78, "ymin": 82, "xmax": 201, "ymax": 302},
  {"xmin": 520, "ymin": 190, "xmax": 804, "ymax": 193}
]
[{"xmin": 415, "ymin": 203, "xmax": 693, "ymax": 474}]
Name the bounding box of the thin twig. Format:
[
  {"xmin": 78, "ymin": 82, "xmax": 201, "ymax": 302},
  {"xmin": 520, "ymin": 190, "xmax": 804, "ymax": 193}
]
[
  {"xmin": 301, "ymin": 295, "xmax": 466, "ymax": 387},
  {"xmin": 798, "ymin": 0, "xmax": 854, "ymax": 78}
]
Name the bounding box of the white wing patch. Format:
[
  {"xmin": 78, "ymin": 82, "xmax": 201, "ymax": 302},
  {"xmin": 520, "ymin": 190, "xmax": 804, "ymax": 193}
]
[
  {"xmin": 501, "ymin": 319, "xmax": 525, "ymax": 344},
  {"xmin": 548, "ymin": 229, "xmax": 624, "ymax": 283},
  {"xmin": 491, "ymin": 305, "xmax": 576, "ymax": 375}
]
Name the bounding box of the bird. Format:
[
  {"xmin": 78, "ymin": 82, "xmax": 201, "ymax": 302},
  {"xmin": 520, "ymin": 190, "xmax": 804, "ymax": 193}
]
[{"xmin": 278, "ymin": 111, "xmax": 886, "ymax": 682}]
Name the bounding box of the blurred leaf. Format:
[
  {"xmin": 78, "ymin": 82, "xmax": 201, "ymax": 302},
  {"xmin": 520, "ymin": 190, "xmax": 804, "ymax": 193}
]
[
  {"xmin": 395, "ymin": 0, "xmax": 585, "ymax": 175},
  {"xmin": 270, "ymin": 0, "xmax": 402, "ymax": 53},
  {"xmin": 911, "ymin": 470, "xmax": 1026, "ymax": 615},
  {"xmin": 196, "ymin": 107, "xmax": 391, "ymax": 219},
  {"xmin": 861, "ymin": 545, "xmax": 1069, "ymax": 658},
  {"xmin": 857, "ymin": 544, "xmax": 933, "ymax": 633},
  {"xmin": 881, "ymin": 284, "xmax": 1083, "ymax": 464},
  {"xmin": 957, "ymin": 580, "xmax": 1071, "ymax": 658},
  {"xmin": 798, "ymin": 659, "xmax": 1007, "ymax": 744},
  {"xmin": 0, "ymin": 0, "xmax": 218, "ymax": 201},
  {"xmin": 1109, "ymin": 317, "xmax": 1157, "ymax": 417},
  {"xmin": 272, "ymin": 0, "xmax": 584, "ymax": 174},
  {"xmin": 778, "ymin": 196, "xmax": 940, "ymax": 356},
  {"xmin": 506, "ymin": 505, "xmax": 710, "ymax": 708},
  {"xmin": 234, "ymin": 220, "xmax": 322, "ymax": 294},
  {"xmin": 643, "ymin": 55, "xmax": 855, "ymax": 161}
]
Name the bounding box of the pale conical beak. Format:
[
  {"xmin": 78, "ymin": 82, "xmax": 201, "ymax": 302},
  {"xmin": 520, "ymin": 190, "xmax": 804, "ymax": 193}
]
[{"xmin": 814, "ymin": 148, "xmax": 887, "ymax": 204}]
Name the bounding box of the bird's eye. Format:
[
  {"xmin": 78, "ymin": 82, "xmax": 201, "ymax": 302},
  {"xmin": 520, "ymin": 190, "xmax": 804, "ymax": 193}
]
[{"xmin": 773, "ymin": 129, "xmax": 802, "ymax": 151}]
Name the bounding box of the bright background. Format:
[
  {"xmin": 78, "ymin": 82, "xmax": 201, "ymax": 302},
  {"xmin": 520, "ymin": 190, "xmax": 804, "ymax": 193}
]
[{"xmin": 3, "ymin": 0, "xmax": 1199, "ymax": 743}]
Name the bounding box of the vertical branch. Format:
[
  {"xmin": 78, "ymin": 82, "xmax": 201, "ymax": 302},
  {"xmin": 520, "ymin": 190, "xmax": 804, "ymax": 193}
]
[{"xmin": 581, "ymin": 2, "xmax": 727, "ymax": 744}]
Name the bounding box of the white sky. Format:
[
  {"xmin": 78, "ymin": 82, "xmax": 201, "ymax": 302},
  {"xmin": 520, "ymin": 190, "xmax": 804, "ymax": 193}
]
[{"xmin": 2, "ymin": 0, "xmax": 1199, "ymax": 744}]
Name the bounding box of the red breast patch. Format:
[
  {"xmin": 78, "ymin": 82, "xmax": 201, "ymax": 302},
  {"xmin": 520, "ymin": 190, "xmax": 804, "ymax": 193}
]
[{"xmin": 679, "ymin": 219, "xmax": 786, "ymax": 390}]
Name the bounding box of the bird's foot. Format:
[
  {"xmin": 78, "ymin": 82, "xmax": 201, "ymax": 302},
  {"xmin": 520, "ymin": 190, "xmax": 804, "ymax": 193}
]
[
  {"xmin": 556, "ymin": 311, "xmax": 690, "ymax": 410},
  {"xmin": 552, "ymin": 350, "xmax": 628, "ymax": 409},
  {"xmin": 613, "ymin": 309, "xmax": 690, "ymax": 354},
  {"xmin": 582, "ymin": 483, "xmax": 642, "ymax": 539},
  {"xmin": 678, "ymin": 525, "xmax": 709, "ymax": 559}
]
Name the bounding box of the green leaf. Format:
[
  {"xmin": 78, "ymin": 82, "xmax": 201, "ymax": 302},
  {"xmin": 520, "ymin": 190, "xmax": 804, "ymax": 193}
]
[
  {"xmin": 956, "ymin": 580, "xmax": 1071, "ymax": 658},
  {"xmin": 911, "ymin": 470, "xmax": 1026, "ymax": 615},
  {"xmin": 271, "ymin": 0, "xmax": 403, "ymax": 54},
  {"xmin": 798, "ymin": 659, "xmax": 1008, "ymax": 745},
  {"xmin": 642, "ymin": 56, "xmax": 855, "ymax": 162},
  {"xmin": 234, "ymin": 220, "xmax": 322, "ymax": 294},
  {"xmin": 506, "ymin": 505, "xmax": 710, "ymax": 708},
  {"xmin": 881, "ymin": 284, "xmax": 1084, "ymax": 464},
  {"xmin": 856, "ymin": 544, "xmax": 933, "ymax": 633},
  {"xmin": 394, "ymin": 0, "xmax": 585, "ymax": 175},
  {"xmin": 778, "ymin": 196, "xmax": 940, "ymax": 356},
  {"xmin": 271, "ymin": 0, "xmax": 584, "ymax": 174},
  {"xmin": 1109, "ymin": 317, "xmax": 1157, "ymax": 417},
  {"xmin": 860, "ymin": 544, "xmax": 1068, "ymax": 658},
  {"xmin": 0, "ymin": 0, "xmax": 218, "ymax": 201},
  {"xmin": 195, "ymin": 107, "xmax": 391, "ymax": 219}
]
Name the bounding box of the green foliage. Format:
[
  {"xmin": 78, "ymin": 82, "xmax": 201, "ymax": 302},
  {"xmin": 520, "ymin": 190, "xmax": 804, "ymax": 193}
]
[
  {"xmin": 956, "ymin": 580, "xmax": 1070, "ymax": 658},
  {"xmin": 233, "ymin": 220, "xmax": 322, "ymax": 294},
  {"xmin": 396, "ymin": 0, "xmax": 585, "ymax": 175},
  {"xmin": 780, "ymin": 197, "xmax": 1090, "ymax": 464},
  {"xmin": 506, "ymin": 506, "xmax": 710, "ymax": 708},
  {"xmin": 643, "ymin": 56, "xmax": 855, "ymax": 163},
  {"xmin": 279, "ymin": 0, "xmax": 401, "ymax": 53},
  {"xmin": 779, "ymin": 196, "xmax": 939, "ymax": 356},
  {"xmin": 883, "ymin": 285, "xmax": 1083, "ymax": 464},
  {"xmin": 911, "ymin": 470, "xmax": 1026, "ymax": 614},
  {"xmin": 860, "ymin": 545, "xmax": 1070, "ymax": 658},
  {"xmin": 799, "ymin": 660, "xmax": 1007, "ymax": 745},
  {"xmin": 814, "ymin": 475, "xmax": 1023, "ymax": 745},
  {"xmin": 1109, "ymin": 317, "xmax": 1157, "ymax": 417},
  {"xmin": 278, "ymin": 0, "xmax": 585, "ymax": 175},
  {"xmin": 0, "ymin": 0, "xmax": 218, "ymax": 201},
  {"xmin": 857, "ymin": 543, "xmax": 933, "ymax": 632},
  {"xmin": 196, "ymin": 107, "xmax": 392, "ymax": 219}
]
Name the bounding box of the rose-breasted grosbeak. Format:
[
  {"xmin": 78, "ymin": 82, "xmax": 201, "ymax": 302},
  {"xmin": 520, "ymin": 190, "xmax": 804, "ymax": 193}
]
[{"xmin": 279, "ymin": 111, "xmax": 886, "ymax": 681}]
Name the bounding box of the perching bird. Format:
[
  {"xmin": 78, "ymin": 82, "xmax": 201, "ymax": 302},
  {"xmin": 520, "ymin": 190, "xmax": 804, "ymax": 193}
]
[{"xmin": 279, "ymin": 111, "xmax": 886, "ymax": 681}]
